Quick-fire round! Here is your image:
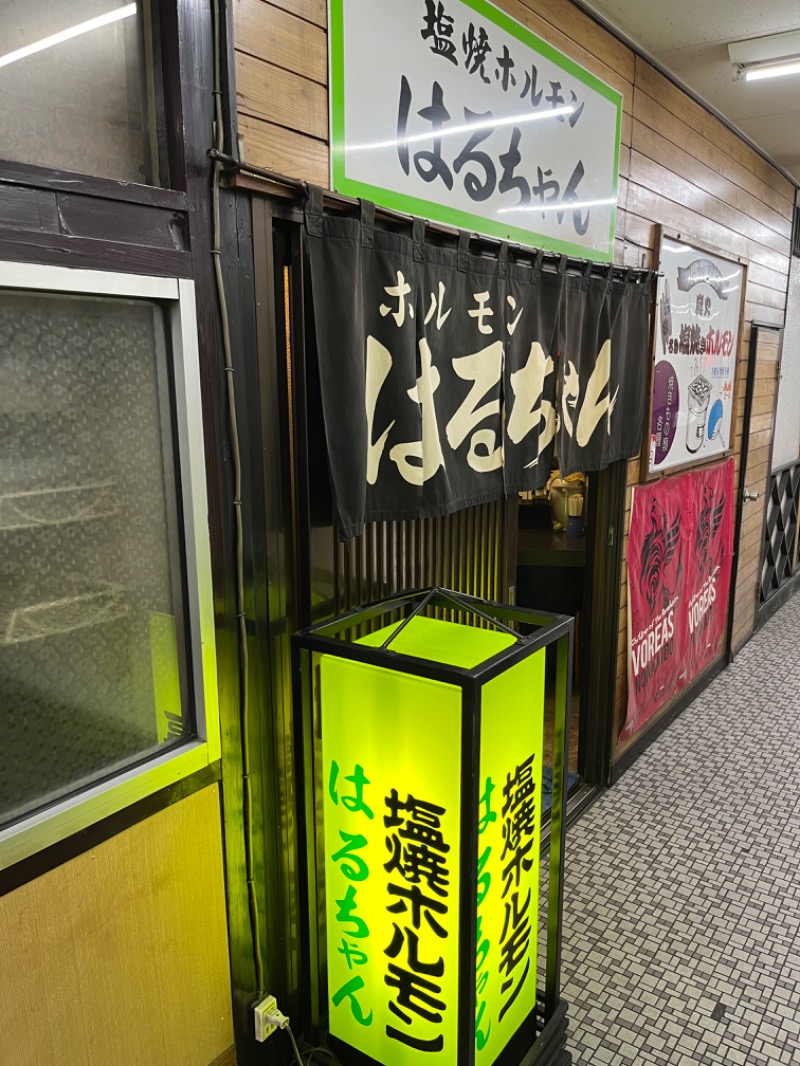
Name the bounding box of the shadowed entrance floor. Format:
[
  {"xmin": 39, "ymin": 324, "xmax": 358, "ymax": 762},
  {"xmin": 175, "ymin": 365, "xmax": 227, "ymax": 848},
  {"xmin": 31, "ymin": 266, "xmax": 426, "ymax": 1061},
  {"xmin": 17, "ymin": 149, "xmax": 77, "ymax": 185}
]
[{"xmin": 562, "ymin": 592, "xmax": 800, "ymax": 1066}]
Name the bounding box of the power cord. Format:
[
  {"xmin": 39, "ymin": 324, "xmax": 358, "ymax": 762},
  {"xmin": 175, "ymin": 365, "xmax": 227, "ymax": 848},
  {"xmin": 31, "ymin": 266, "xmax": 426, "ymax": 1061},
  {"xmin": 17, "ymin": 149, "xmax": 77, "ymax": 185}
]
[
  {"xmin": 304, "ymin": 1045, "xmax": 341, "ymax": 1066},
  {"xmin": 210, "ymin": 0, "xmax": 264, "ymax": 996},
  {"xmin": 286, "ymin": 1024, "xmax": 305, "ymax": 1066},
  {"xmin": 261, "ymin": 1006, "xmax": 341, "ymax": 1066}
]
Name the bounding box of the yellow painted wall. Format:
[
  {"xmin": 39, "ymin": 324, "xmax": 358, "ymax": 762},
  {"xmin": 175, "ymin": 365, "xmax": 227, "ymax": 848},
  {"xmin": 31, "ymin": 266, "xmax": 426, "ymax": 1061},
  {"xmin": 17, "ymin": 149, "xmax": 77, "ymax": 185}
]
[{"xmin": 0, "ymin": 784, "xmax": 234, "ymax": 1066}]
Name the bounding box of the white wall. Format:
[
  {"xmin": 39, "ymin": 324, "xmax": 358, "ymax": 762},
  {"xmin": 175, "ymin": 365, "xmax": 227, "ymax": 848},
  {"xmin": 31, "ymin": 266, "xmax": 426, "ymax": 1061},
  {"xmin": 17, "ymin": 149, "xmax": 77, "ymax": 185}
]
[{"xmin": 772, "ymin": 252, "xmax": 800, "ymax": 470}]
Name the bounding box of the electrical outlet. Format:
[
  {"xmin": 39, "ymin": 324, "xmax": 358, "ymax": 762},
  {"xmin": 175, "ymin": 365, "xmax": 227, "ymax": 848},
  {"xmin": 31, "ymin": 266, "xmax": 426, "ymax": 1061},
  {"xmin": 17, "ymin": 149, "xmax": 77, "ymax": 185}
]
[{"xmin": 254, "ymin": 994, "xmax": 278, "ymax": 1042}]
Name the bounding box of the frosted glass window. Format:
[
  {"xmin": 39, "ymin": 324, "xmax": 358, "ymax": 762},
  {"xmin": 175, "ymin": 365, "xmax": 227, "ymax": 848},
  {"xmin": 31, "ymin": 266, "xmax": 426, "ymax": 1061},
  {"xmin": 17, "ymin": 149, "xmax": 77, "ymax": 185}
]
[
  {"xmin": 0, "ymin": 1, "xmax": 157, "ymax": 183},
  {"xmin": 0, "ymin": 290, "xmax": 190, "ymax": 828}
]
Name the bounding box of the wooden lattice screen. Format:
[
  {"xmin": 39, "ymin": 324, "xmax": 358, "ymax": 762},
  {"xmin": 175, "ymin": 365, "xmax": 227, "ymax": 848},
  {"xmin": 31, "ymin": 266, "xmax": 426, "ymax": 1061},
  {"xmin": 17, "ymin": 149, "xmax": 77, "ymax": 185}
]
[
  {"xmin": 760, "ymin": 462, "xmax": 800, "ymax": 604},
  {"xmin": 330, "ymin": 503, "xmax": 509, "ymax": 617}
]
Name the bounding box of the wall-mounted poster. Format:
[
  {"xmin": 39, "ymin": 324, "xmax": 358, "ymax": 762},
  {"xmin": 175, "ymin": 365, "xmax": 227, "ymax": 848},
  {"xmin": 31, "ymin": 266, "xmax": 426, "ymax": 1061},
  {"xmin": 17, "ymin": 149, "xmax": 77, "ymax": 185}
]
[
  {"xmin": 622, "ymin": 474, "xmax": 688, "ymax": 740},
  {"xmin": 644, "ymin": 230, "xmax": 745, "ymax": 479},
  {"xmin": 683, "ymin": 460, "xmax": 735, "ymax": 683},
  {"xmin": 328, "ymin": 0, "xmax": 622, "ymax": 260},
  {"xmin": 622, "ymin": 459, "xmax": 735, "ymax": 741}
]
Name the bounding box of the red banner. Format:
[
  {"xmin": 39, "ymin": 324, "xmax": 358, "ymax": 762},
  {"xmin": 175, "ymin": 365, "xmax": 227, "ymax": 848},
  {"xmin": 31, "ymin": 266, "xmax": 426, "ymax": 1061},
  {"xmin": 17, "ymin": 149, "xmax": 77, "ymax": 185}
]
[
  {"xmin": 684, "ymin": 460, "xmax": 735, "ymax": 680},
  {"xmin": 622, "ymin": 476, "xmax": 689, "ymax": 740},
  {"xmin": 622, "ymin": 459, "xmax": 735, "ymax": 740}
]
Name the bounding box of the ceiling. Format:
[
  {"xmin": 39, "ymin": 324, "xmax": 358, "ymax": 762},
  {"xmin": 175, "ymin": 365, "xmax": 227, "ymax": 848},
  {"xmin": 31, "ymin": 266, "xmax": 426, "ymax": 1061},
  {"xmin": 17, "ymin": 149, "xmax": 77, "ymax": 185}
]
[{"xmin": 578, "ymin": 0, "xmax": 800, "ymax": 186}]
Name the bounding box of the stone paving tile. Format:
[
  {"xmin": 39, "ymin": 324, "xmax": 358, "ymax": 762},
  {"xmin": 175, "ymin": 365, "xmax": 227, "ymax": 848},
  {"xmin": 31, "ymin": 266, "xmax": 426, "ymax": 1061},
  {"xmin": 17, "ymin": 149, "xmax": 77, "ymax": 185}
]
[{"xmin": 562, "ymin": 593, "xmax": 800, "ymax": 1065}]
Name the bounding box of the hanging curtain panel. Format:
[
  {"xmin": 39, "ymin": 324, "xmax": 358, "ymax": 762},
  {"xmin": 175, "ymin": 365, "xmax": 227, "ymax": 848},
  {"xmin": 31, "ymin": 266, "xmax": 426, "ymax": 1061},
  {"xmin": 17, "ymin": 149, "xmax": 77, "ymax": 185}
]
[
  {"xmin": 305, "ymin": 189, "xmax": 652, "ymax": 540},
  {"xmin": 502, "ymin": 261, "xmax": 564, "ymax": 494},
  {"xmin": 558, "ymin": 271, "xmax": 653, "ymax": 479}
]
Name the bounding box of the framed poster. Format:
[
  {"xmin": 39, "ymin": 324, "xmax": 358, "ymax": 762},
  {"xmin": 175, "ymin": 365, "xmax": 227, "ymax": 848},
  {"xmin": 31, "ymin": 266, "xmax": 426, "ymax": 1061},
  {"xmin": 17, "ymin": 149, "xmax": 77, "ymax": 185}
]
[
  {"xmin": 643, "ymin": 229, "xmax": 746, "ymax": 479},
  {"xmin": 328, "ymin": 0, "xmax": 622, "ymax": 261},
  {"xmin": 622, "ymin": 459, "xmax": 735, "ymax": 740}
]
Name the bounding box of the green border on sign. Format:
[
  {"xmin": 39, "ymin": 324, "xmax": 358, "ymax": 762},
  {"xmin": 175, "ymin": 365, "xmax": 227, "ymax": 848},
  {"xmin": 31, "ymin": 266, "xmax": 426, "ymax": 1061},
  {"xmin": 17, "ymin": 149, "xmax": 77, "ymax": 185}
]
[{"xmin": 328, "ymin": 0, "xmax": 621, "ymax": 261}]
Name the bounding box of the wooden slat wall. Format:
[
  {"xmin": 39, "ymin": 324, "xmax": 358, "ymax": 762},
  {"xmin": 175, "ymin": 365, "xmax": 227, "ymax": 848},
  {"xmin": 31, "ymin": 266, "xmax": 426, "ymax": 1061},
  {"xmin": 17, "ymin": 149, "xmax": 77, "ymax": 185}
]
[
  {"xmin": 0, "ymin": 787, "xmax": 234, "ymax": 1066},
  {"xmin": 233, "ymin": 0, "xmax": 328, "ymax": 185},
  {"xmin": 231, "ymin": 0, "xmax": 796, "ymax": 760}
]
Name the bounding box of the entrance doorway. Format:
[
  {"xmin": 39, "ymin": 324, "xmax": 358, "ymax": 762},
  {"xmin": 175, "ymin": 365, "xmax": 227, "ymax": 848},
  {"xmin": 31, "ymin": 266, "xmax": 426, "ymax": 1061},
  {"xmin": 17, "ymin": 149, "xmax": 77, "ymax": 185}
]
[
  {"xmin": 516, "ymin": 477, "xmax": 586, "ymax": 811},
  {"xmin": 513, "ymin": 459, "xmax": 625, "ymax": 811}
]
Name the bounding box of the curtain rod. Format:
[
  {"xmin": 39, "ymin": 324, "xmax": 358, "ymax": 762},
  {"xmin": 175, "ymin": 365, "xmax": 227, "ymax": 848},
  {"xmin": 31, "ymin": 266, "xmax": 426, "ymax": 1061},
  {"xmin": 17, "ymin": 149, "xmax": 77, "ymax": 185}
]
[{"xmin": 209, "ymin": 149, "xmax": 658, "ymax": 279}]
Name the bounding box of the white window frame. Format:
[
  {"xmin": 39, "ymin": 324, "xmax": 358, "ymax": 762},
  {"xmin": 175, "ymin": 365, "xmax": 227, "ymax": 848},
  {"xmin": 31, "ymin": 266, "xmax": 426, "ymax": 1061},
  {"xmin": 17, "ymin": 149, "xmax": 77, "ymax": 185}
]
[{"xmin": 0, "ymin": 261, "xmax": 220, "ymax": 870}]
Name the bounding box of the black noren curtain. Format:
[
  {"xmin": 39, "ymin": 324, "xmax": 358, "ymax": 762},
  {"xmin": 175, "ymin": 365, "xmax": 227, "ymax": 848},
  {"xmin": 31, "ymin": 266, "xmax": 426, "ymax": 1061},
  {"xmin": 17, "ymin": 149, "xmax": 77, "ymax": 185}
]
[{"xmin": 304, "ymin": 188, "xmax": 652, "ymax": 541}]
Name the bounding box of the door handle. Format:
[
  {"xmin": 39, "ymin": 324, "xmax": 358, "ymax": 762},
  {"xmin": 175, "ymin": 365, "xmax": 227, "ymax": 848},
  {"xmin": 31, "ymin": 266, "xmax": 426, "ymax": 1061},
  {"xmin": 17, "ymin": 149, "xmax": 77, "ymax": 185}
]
[{"xmin": 743, "ymin": 489, "xmax": 760, "ymax": 502}]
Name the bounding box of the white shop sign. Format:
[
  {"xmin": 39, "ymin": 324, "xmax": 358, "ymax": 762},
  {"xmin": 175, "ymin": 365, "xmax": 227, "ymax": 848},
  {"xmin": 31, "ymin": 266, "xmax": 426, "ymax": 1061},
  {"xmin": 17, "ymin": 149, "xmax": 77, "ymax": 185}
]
[{"xmin": 328, "ymin": 0, "xmax": 622, "ymax": 260}]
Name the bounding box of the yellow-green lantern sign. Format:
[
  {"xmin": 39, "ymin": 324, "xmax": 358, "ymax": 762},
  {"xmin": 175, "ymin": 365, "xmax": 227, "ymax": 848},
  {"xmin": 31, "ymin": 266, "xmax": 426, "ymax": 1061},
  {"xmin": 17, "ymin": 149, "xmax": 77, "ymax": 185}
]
[{"xmin": 294, "ymin": 588, "xmax": 574, "ymax": 1066}]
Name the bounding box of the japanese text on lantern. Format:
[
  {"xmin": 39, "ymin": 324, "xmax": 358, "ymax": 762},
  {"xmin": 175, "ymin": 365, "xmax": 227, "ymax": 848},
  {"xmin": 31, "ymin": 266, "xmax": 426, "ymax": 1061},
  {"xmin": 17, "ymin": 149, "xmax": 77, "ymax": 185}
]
[
  {"xmin": 328, "ymin": 760, "xmax": 376, "ymax": 1027},
  {"xmin": 383, "ymin": 789, "xmax": 452, "ymax": 1052},
  {"xmin": 475, "ymin": 775, "xmax": 496, "ymax": 1051},
  {"xmin": 498, "ymin": 753, "xmax": 536, "ymax": 1021}
]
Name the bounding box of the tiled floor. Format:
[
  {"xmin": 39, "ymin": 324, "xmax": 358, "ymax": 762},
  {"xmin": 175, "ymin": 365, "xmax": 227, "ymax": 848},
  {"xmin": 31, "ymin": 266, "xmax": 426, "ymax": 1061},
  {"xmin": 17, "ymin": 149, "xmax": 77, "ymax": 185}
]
[{"xmin": 562, "ymin": 593, "xmax": 800, "ymax": 1066}]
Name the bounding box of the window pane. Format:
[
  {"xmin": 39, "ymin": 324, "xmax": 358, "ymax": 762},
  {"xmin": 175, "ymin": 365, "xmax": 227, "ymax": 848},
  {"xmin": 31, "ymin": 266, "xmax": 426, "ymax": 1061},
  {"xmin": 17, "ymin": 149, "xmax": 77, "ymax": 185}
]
[
  {"xmin": 0, "ymin": 1, "xmax": 155, "ymax": 183},
  {"xmin": 0, "ymin": 291, "xmax": 190, "ymax": 828}
]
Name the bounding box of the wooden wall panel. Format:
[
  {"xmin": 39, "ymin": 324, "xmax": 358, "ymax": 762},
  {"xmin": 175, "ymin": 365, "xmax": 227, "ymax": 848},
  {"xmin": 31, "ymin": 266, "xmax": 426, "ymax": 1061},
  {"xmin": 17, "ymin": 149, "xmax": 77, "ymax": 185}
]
[
  {"xmin": 239, "ymin": 113, "xmax": 329, "ymax": 186},
  {"xmin": 628, "ymin": 153, "xmax": 789, "ymax": 256},
  {"xmin": 632, "ymin": 61, "xmax": 795, "ymax": 205},
  {"xmin": 236, "ymin": 53, "xmax": 328, "ymax": 139},
  {"xmin": 230, "ymin": 0, "xmax": 794, "ymax": 762},
  {"xmin": 265, "ymin": 0, "xmax": 326, "ymax": 26},
  {"xmin": 234, "ymin": 0, "xmax": 327, "ymax": 82},
  {"xmin": 233, "ymin": 0, "xmax": 328, "ymax": 180},
  {"xmin": 0, "ymin": 787, "xmax": 233, "ymax": 1066},
  {"xmin": 630, "ymin": 121, "xmax": 792, "ymax": 241},
  {"xmin": 632, "ymin": 90, "xmax": 792, "ymax": 220}
]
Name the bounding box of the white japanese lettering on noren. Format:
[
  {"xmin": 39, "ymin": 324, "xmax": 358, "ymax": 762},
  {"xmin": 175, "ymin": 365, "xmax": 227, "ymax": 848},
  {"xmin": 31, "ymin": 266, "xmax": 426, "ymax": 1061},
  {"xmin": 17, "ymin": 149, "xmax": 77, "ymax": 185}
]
[
  {"xmin": 507, "ymin": 342, "xmax": 556, "ymax": 467},
  {"xmin": 365, "ymin": 323, "xmax": 619, "ymax": 489},
  {"xmin": 424, "ymin": 281, "xmax": 453, "ymax": 330},
  {"xmin": 468, "ymin": 291, "xmax": 494, "ymax": 335},
  {"xmin": 365, "ymin": 337, "xmax": 396, "ymax": 485},
  {"xmin": 506, "ymin": 294, "xmax": 524, "ymax": 336},
  {"xmin": 576, "ymin": 339, "xmax": 617, "ymax": 446},
  {"xmin": 379, "ymin": 271, "xmax": 414, "ymax": 326},
  {"xmin": 389, "ymin": 339, "xmax": 444, "ymax": 485},
  {"xmin": 446, "ymin": 341, "xmax": 504, "ymax": 472},
  {"xmin": 468, "ymin": 427, "xmax": 503, "ymax": 472}
]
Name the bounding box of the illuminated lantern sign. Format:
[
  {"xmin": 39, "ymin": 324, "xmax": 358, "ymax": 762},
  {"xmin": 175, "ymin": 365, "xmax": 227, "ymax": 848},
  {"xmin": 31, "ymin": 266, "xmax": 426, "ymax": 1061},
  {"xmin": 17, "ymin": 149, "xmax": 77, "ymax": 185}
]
[{"xmin": 294, "ymin": 588, "xmax": 574, "ymax": 1066}]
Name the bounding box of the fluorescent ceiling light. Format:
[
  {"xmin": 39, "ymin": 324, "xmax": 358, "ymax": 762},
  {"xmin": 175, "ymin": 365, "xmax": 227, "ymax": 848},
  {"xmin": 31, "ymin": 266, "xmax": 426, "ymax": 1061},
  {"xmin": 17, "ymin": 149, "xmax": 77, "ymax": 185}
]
[
  {"xmin": 744, "ymin": 59, "xmax": 800, "ymax": 82},
  {"xmin": 729, "ymin": 29, "xmax": 800, "ymax": 82},
  {"xmin": 0, "ymin": 4, "xmax": 137, "ymax": 71}
]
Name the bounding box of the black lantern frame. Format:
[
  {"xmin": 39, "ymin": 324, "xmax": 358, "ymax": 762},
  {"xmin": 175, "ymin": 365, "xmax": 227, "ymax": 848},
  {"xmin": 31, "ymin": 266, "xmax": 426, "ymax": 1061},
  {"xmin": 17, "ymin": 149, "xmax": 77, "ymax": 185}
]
[{"xmin": 292, "ymin": 587, "xmax": 574, "ymax": 1066}]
